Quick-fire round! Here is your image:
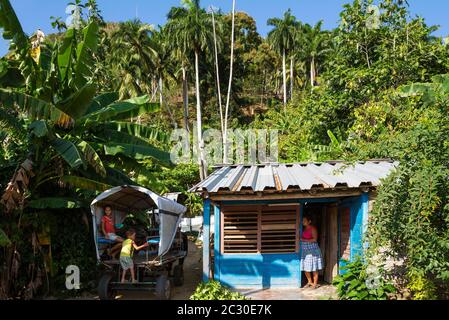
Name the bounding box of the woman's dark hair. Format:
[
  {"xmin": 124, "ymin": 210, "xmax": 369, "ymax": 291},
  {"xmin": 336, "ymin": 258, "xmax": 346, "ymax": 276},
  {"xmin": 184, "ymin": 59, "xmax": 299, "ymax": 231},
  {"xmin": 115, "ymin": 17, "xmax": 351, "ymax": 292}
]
[
  {"xmin": 303, "ymin": 214, "xmax": 313, "ymax": 224},
  {"xmin": 103, "ymin": 205, "xmax": 112, "ymax": 211},
  {"xmin": 126, "ymin": 228, "xmax": 136, "ymax": 237}
]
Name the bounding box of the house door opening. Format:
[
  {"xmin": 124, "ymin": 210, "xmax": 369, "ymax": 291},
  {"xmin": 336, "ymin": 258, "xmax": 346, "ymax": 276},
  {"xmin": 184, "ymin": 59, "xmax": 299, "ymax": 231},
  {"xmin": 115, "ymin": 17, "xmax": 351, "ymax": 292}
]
[{"xmin": 301, "ymin": 201, "xmax": 350, "ymax": 286}]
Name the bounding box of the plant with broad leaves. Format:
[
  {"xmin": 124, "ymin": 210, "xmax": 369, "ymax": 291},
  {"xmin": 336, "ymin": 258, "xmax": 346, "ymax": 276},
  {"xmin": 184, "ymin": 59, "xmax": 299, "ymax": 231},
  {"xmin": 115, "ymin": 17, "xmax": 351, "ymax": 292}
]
[{"xmin": 190, "ymin": 281, "xmax": 248, "ymax": 300}]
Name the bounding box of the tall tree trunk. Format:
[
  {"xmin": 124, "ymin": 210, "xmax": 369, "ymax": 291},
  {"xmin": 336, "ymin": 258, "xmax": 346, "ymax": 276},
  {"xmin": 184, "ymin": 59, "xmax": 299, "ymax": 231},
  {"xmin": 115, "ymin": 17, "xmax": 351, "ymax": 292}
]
[
  {"xmin": 290, "ymin": 56, "xmax": 294, "ymax": 100},
  {"xmin": 223, "ymin": 0, "xmax": 236, "ymax": 164},
  {"xmin": 212, "ymin": 9, "xmax": 224, "ymax": 136},
  {"xmin": 182, "ymin": 66, "xmax": 189, "ymax": 132},
  {"xmin": 282, "ymin": 49, "xmax": 287, "ymax": 108},
  {"xmin": 159, "ymin": 77, "xmax": 176, "ymax": 128},
  {"xmin": 310, "ymin": 56, "xmax": 316, "ymax": 87},
  {"xmin": 195, "ymin": 50, "xmax": 206, "ymax": 180}
]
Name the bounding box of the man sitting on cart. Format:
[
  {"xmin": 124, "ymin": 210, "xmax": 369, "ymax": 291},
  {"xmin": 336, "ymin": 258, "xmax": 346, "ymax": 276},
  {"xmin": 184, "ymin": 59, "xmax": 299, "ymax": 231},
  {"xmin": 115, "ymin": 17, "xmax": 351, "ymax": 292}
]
[{"xmin": 101, "ymin": 205, "xmax": 124, "ymax": 259}]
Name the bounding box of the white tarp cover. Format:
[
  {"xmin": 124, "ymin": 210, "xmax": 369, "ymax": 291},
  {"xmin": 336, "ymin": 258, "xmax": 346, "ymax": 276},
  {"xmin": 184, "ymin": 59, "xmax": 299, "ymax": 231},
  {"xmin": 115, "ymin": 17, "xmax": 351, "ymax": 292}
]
[{"xmin": 90, "ymin": 185, "xmax": 186, "ymax": 260}]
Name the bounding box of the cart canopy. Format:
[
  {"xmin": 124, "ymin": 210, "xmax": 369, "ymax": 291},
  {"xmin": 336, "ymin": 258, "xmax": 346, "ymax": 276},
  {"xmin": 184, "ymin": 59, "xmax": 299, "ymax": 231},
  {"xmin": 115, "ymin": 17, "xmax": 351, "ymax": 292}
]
[{"xmin": 91, "ymin": 185, "xmax": 186, "ymax": 260}]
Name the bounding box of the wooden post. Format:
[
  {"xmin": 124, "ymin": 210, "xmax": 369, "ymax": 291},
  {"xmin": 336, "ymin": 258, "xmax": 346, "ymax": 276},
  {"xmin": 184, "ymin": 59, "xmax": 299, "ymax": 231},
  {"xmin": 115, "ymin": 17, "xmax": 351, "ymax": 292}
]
[
  {"xmin": 202, "ymin": 199, "xmax": 211, "ymax": 282},
  {"xmin": 325, "ymin": 204, "xmax": 339, "ymax": 283},
  {"xmin": 319, "ymin": 206, "xmax": 327, "ymax": 277}
]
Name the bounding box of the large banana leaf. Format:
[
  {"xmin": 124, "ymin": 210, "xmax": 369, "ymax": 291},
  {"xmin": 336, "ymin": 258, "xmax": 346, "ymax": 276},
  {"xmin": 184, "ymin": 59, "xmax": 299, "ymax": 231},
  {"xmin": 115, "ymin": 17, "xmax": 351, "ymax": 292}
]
[
  {"xmin": 29, "ymin": 120, "xmax": 48, "ymax": 138},
  {"xmin": 399, "ymin": 83, "xmax": 432, "ymax": 97},
  {"xmin": 94, "ymin": 129, "xmax": 156, "ymax": 147},
  {"xmin": 85, "ymin": 92, "xmax": 119, "ymax": 115},
  {"xmin": 101, "ymin": 142, "xmax": 172, "ymax": 166},
  {"xmin": 60, "ymin": 175, "xmax": 112, "ymax": 192},
  {"xmin": 57, "ymin": 82, "xmax": 97, "ymax": 119},
  {"xmin": 51, "ymin": 138, "xmax": 84, "ymax": 169},
  {"xmin": 74, "ymin": 21, "xmax": 99, "ymax": 89},
  {"xmin": 104, "ymin": 122, "xmax": 169, "ymax": 144},
  {"xmin": 79, "ymin": 95, "xmax": 160, "ymax": 123},
  {"xmin": 0, "ymin": 89, "xmax": 73, "ymax": 127},
  {"xmin": 58, "ymin": 27, "xmax": 75, "ymax": 82},
  {"xmin": 107, "ymin": 157, "xmax": 163, "ymax": 190},
  {"xmin": 77, "ymin": 140, "xmax": 107, "ymax": 176},
  {"xmin": 0, "ymin": 0, "xmax": 27, "ymax": 50},
  {"xmin": 104, "ymin": 166, "xmax": 137, "ymax": 186},
  {"xmin": 27, "ymin": 197, "xmax": 84, "ymax": 209}
]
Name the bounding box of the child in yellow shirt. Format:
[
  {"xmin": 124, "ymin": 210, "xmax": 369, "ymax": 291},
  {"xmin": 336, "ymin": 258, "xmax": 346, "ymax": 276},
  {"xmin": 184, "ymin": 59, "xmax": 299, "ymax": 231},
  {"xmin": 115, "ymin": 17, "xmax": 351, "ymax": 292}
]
[{"xmin": 120, "ymin": 228, "xmax": 149, "ymax": 283}]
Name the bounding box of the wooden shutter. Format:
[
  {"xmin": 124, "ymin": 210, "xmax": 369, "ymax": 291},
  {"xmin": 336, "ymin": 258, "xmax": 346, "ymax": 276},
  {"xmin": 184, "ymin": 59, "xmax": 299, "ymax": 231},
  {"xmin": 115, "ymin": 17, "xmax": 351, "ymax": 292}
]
[
  {"xmin": 222, "ymin": 205, "xmax": 299, "ymax": 254},
  {"xmin": 222, "ymin": 206, "xmax": 259, "ymax": 253},
  {"xmin": 260, "ymin": 207, "xmax": 298, "ymax": 253}
]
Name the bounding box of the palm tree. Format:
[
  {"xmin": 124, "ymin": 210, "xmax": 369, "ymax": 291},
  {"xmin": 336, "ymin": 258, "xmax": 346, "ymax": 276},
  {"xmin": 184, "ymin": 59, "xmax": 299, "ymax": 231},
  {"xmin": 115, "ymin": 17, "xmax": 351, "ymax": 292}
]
[
  {"xmin": 166, "ymin": 0, "xmax": 213, "ymax": 180},
  {"xmin": 267, "ymin": 9, "xmax": 298, "ymax": 107},
  {"xmin": 223, "ymin": 0, "xmax": 236, "ymax": 164},
  {"xmin": 300, "ymin": 21, "xmax": 330, "ymax": 87},
  {"xmin": 108, "ymin": 20, "xmax": 157, "ymax": 99},
  {"xmin": 150, "ymin": 28, "xmax": 177, "ymax": 128},
  {"xmin": 209, "ymin": 6, "xmax": 224, "ymax": 136}
]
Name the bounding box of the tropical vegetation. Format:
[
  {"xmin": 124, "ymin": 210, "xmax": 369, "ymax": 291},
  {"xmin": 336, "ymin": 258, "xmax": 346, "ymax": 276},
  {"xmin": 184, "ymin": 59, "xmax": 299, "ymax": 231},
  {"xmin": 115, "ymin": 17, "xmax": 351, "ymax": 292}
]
[{"xmin": 1, "ymin": 0, "xmax": 449, "ymax": 299}]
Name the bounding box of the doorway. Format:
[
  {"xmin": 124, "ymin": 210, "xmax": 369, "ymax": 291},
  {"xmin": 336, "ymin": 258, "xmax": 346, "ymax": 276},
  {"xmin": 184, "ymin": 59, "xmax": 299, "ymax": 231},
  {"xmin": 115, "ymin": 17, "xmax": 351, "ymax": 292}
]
[{"xmin": 301, "ymin": 201, "xmax": 343, "ymax": 286}]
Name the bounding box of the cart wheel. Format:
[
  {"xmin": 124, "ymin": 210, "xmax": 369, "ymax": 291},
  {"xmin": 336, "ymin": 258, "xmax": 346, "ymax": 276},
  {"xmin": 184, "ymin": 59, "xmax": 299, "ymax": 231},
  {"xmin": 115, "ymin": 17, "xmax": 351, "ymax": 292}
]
[
  {"xmin": 155, "ymin": 275, "xmax": 172, "ymax": 300},
  {"xmin": 173, "ymin": 265, "xmax": 184, "ymax": 287},
  {"xmin": 98, "ymin": 272, "xmax": 116, "ymax": 300}
]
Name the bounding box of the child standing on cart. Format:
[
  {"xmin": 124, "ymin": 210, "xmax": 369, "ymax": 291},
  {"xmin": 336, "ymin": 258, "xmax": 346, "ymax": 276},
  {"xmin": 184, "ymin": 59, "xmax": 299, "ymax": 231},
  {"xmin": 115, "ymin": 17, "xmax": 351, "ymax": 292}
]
[{"xmin": 120, "ymin": 228, "xmax": 149, "ymax": 283}]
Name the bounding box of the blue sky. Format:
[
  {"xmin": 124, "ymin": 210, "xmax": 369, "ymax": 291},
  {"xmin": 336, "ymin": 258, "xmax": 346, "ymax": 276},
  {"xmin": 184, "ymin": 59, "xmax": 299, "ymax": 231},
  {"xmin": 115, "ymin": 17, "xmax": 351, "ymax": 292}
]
[{"xmin": 1, "ymin": 0, "xmax": 449, "ymax": 56}]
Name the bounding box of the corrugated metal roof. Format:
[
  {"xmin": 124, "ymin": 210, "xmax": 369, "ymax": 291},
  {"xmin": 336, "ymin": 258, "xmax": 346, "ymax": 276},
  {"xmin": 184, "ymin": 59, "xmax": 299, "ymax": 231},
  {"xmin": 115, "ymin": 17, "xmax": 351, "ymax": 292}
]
[{"xmin": 189, "ymin": 160, "xmax": 398, "ymax": 194}]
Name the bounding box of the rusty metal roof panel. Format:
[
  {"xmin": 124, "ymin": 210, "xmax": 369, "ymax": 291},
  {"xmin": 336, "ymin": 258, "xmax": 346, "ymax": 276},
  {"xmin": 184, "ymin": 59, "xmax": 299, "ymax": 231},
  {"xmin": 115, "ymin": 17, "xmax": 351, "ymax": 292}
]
[{"xmin": 188, "ymin": 160, "xmax": 398, "ymax": 194}]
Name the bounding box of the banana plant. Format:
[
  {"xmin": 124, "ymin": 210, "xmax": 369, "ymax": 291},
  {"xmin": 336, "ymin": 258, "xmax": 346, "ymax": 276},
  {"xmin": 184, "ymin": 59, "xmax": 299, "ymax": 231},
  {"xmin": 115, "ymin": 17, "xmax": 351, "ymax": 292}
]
[
  {"xmin": 0, "ymin": 0, "xmax": 171, "ymax": 212},
  {"xmin": 399, "ymin": 74, "xmax": 449, "ymax": 106}
]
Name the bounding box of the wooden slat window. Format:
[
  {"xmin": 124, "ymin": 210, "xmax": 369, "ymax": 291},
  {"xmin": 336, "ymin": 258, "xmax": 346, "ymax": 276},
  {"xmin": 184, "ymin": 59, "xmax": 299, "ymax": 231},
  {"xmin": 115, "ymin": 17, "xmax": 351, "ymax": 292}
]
[
  {"xmin": 222, "ymin": 205, "xmax": 299, "ymax": 254},
  {"xmin": 260, "ymin": 208, "xmax": 297, "ymax": 253},
  {"xmin": 223, "ymin": 210, "xmax": 259, "ymax": 253}
]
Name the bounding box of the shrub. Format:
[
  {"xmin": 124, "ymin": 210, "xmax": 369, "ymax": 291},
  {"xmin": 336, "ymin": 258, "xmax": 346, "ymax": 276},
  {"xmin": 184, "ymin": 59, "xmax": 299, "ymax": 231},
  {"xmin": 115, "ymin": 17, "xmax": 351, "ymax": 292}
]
[
  {"xmin": 190, "ymin": 281, "xmax": 248, "ymax": 300},
  {"xmin": 407, "ymin": 271, "xmax": 438, "ymax": 300},
  {"xmin": 333, "ymin": 259, "xmax": 397, "ymax": 300}
]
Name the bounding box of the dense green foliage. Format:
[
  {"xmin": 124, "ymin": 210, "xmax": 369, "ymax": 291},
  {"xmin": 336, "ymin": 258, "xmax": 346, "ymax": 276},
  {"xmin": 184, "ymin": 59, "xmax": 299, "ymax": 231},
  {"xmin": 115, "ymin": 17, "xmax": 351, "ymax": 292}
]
[
  {"xmin": 365, "ymin": 75, "xmax": 449, "ymax": 299},
  {"xmin": 190, "ymin": 281, "xmax": 247, "ymax": 300},
  {"xmin": 1, "ymin": 0, "xmax": 449, "ymax": 299},
  {"xmin": 333, "ymin": 259, "xmax": 397, "ymax": 300}
]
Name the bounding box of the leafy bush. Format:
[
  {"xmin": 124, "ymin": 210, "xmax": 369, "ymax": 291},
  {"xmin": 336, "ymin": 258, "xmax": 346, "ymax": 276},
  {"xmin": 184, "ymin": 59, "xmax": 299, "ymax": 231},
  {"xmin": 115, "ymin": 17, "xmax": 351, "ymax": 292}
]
[
  {"xmin": 333, "ymin": 259, "xmax": 396, "ymax": 300},
  {"xmin": 407, "ymin": 271, "xmax": 438, "ymax": 300},
  {"xmin": 190, "ymin": 281, "xmax": 248, "ymax": 300}
]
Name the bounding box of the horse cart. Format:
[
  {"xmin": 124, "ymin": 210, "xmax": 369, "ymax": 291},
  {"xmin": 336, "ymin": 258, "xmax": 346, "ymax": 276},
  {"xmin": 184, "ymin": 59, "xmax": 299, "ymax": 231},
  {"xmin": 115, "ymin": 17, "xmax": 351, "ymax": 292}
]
[{"xmin": 91, "ymin": 185, "xmax": 188, "ymax": 300}]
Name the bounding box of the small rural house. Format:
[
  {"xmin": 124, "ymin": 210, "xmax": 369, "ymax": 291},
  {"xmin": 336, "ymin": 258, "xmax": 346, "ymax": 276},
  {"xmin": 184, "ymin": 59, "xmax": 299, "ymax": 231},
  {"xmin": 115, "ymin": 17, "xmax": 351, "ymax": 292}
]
[{"xmin": 189, "ymin": 160, "xmax": 397, "ymax": 289}]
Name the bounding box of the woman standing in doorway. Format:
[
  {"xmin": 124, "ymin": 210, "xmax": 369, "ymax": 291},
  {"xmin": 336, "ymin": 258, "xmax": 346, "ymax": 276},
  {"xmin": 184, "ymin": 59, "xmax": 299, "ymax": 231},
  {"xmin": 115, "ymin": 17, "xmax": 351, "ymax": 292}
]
[{"xmin": 300, "ymin": 215, "xmax": 323, "ymax": 289}]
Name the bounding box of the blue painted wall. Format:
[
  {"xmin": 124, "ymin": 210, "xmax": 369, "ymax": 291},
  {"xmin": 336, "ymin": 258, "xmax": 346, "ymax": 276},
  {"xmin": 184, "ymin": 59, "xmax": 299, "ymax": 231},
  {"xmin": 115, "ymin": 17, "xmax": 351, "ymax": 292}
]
[
  {"xmin": 214, "ymin": 205, "xmax": 221, "ymax": 281},
  {"xmin": 349, "ymin": 194, "xmax": 367, "ymax": 261},
  {"xmin": 218, "ymin": 253, "xmax": 301, "ymax": 289},
  {"xmin": 202, "ymin": 199, "xmax": 211, "ymax": 282},
  {"xmin": 338, "ymin": 193, "xmax": 369, "ymax": 274}
]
